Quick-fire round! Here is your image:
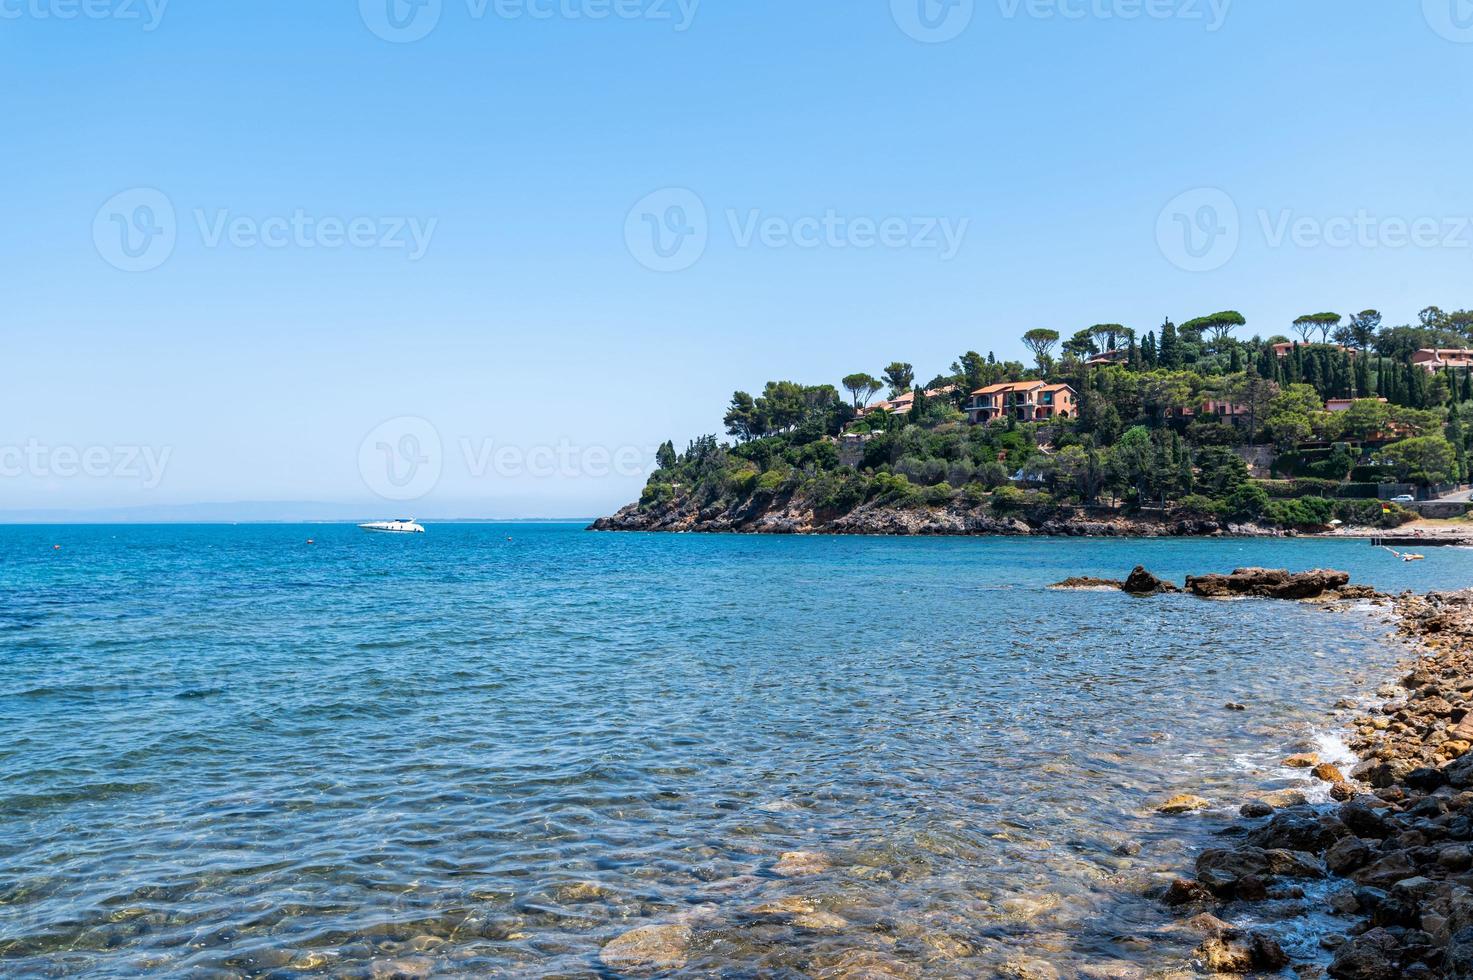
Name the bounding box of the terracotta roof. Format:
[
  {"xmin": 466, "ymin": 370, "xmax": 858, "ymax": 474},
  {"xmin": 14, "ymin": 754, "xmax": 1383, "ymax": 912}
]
[
  {"xmin": 972, "ymin": 380, "xmax": 1045, "ymax": 396},
  {"xmin": 1040, "ymin": 383, "xmax": 1075, "ymax": 393}
]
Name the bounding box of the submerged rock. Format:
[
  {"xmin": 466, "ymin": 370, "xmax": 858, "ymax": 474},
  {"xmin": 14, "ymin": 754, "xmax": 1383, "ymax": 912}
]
[
  {"xmin": 1157, "ymin": 794, "xmax": 1212, "ymax": 814},
  {"xmin": 600, "ymin": 923, "xmax": 692, "ymax": 973},
  {"xmin": 773, "ymin": 850, "xmax": 831, "ymax": 877}
]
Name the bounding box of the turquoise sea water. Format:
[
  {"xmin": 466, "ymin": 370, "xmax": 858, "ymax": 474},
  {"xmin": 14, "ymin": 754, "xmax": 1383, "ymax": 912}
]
[{"xmin": 2, "ymin": 525, "xmax": 1472, "ymax": 977}]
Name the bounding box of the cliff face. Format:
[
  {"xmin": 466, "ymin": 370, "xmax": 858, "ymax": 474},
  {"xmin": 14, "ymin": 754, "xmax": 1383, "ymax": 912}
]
[{"xmin": 589, "ymin": 492, "xmax": 1264, "ymax": 537}]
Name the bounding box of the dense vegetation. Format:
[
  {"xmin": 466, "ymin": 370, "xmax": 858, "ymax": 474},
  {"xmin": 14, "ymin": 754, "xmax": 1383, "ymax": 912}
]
[{"xmin": 640, "ymin": 307, "xmax": 1473, "ymax": 530}]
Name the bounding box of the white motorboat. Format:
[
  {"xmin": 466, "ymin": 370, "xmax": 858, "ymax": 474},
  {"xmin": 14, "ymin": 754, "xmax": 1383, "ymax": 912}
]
[{"xmin": 359, "ymin": 519, "xmax": 425, "ymax": 534}]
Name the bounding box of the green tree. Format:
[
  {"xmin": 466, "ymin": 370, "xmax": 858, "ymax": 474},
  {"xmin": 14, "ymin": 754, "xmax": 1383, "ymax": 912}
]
[
  {"xmin": 655, "ymin": 440, "xmax": 677, "ymax": 470},
  {"xmin": 1158, "ymin": 320, "xmax": 1182, "ymax": 368},
  {"xmin": 882, "ymin": 362, "xmax": 915, "ymax": 397},
  {"xmin": 1219, "ymin": 370, "xmax": 1279, "ymax": 445},
  {"xmin": 1375, "ymin": 436, "xmax": 1457, "ymax": 486},
  {"xmin": 1183, "ymin": 311, "xmax": 1246, "ymax": 348},
  {"xmin": 1340, "ymin": 398, "xmax": 1391, "ymax": 441},
  {"xmin": 1022, "ymin": 329, "xmax": 1061, "ymax": 373},
  {"xmin": 1194, "ymin": 446, "xmax": 1250, "ymax": 497},
  {"xmin": 1346, "ymin": 310, "xmax": 1382, "ymax": 350},
  {"xmin": 842, "ymin": 373, "xmax": 882, "ymax": 409},
  {"xmin": 724, "ymin": 391, "xmax": 763, "ymax": 441},
  {"xmin": 1266, "ymin": 383, "xmax": 1324, "ymax": 450},
  {"xmin": 1090, "ymin": 324, "xmax": 1131, "ymax": 352}
]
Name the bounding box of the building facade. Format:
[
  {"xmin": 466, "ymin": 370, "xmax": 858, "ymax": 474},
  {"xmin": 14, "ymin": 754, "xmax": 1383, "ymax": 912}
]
[{"xmin": 963, "ymin": 381, "xmax": 1077, "ymax": 425}]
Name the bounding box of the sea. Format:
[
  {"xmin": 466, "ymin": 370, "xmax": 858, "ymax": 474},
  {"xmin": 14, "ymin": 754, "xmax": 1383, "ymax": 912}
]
[{"xmin": 2, "ymin": 524, "xmax": 1470, "ymax": 978}]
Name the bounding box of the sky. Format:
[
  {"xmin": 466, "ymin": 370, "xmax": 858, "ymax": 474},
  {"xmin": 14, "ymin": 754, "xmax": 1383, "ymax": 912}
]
[{"xmin": 4, "ymin": 0, "xmax": 1473, "ymax": 520}]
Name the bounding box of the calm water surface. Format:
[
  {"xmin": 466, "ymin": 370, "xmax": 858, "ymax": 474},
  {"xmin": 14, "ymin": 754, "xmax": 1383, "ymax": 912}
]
[{"xmin": 2, "ymin": 526, "xmax": 1472, "ymax": 978}]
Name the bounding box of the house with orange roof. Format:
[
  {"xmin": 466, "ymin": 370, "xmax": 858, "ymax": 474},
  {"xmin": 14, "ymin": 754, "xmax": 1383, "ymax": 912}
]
[
  {"xmin": 963, "ymin": 381, "xmax": 1077, "ymax": 425},
  {"xmin": 1411, "ymin": 349, "xmax": 1473, "ymax": 372},
  {"xmin": 856, "ymin": 385, "xmax": 957, "ymax": 418}
]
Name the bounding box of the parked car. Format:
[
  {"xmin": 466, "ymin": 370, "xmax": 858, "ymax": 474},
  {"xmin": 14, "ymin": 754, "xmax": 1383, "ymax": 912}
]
[{"xmin": 1390, "ymin": 494, "xmax": 1416, "ymax": 505}]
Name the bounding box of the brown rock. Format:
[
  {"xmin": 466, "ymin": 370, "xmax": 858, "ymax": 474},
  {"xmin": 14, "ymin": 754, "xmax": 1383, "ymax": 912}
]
[
  {"xmin": 1157, "ymin": 794, "xmax": 1212, "ymax": 814},
  {"xmin": 1284, "ymin": 753, "xmax": 1319, "ymax": 768},
  {"xmin": 774, "ymin": 850, "xmax": 832, "ymax": 876},
  {"xmin": 1313, "ymin": 762, "xmax": 1347, "ymax": 783},
  {"xmin": 1050, "ymin": 577, "xmax": 1124, "ymax": 590},
  {"xmin": 1195, "ymin": 930, "xmax": 1290, "ymax": 973},
  {"xmin": 1186, "ymin": 567, "xmax": 1351, "ymax": 600},
  {"xmin": 600, "ymin": 924, "xmax": 692, "ymax": 973},
  {"xmin": 1122, "ymin": 566, "xmax": 1179, "ymax": 595}
]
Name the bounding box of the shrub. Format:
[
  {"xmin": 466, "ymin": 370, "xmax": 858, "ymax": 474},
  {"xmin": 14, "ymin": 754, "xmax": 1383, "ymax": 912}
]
[
  {"xmin": 1173, "ymin": 494, "xmax": 1223, "ymax": 519},
  {"xmin": 960, "ymin": 482, "xmax": 989, "ymax": 507},
  {"xmin": 920, "ymin": 483, "xmax": 957, "ymax": 506},
  {"xmin": 990, "ymin": 485, "xmax": 1026, "ymax": 512},
  {"xmin": 754, "ymin": 469, "xmax": 786, "ymax": 495},
  {"xmin": 641, "ymin": 481, "xmax": 675, "ymax": 507},
  {"xmin": 1224, "ymin": 483, "xmax": 1270, "ymax": 520}
]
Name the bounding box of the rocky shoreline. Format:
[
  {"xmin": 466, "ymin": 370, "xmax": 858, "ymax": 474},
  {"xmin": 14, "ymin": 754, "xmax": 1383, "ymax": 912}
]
[
  {"xmin": 1056, "ymin": 568, "xmax": 1473, "ymax": 977},
  {"xmin": 590, "ymin": 498, "xmax": 1283, "ymax": 538}
]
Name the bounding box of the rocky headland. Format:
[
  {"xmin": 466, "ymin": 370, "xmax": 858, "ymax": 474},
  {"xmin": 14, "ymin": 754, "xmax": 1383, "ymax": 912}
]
[
  {"xmin": 591, "ymin": 497, "xmax": 1279, "ymax": 538},
  {"xmin": 1055, "ymin": 567, "xmax": 1473, "ymax": 977}
]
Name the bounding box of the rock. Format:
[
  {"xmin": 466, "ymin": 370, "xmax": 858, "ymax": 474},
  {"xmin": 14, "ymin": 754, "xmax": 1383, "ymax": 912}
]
[
  {"xmin": 1051, "ymin": 577, "xmax": 1124, "ymax": 590},
  {"xmin": 1164, "ymin": 878, "xmax": 1212, "ymax": 905},
  {"xmin": 1326, "ymin": 836, "xmax": 1375, "ymax": 875},
  {"xmin": 1157, "ymin": 794, "xmax": 1212, "ymax": 814},
  {"xmin": 793, "ymin": 910, "xmax": 849, "ymax": 931},
  {"xmin": 554, "ymin": 881, "xmax": 614, "ymax": 903},
  {"xmin": 773, "ymin": 850, "xmax": 831, "ymax": 876},
  {"xmin": 1225, "ymin": 702, "xmax": 1248, "ymax": 712},
  {"xmin": 809, "ymin": 949, "xmax": 920, "ymax": 979},
  {"xmin": 1327, "ymin": 926, "xmax": 1403, "ymax": 979},
  {"xmin": 1185, "ymin": 912, "xmax": 1233, "ymax": 936},
  {"xmin": 750, "ymin": 896, "xmax": 816, "ymax": 919},
  {"xmin": 1195, "ymin": 929, "xmax": 1290, "ymax": 973},
  {"xmin": 369, "ymin": 959, "xmax": 433, "ymax": 980},
  {"xmin": 1313, "ymin": 762, "xmax": 1347, "ymax": 783},
  {"xmin": 1284, "ymin": 753, "xmax": 1320, "ymax": 768},
  {"xmin": 1405, "ymin": 767, "xmax": 1447, "ymax": 792},
  {"xmin": 600, "ymin": 924, "xmax": 692, "ymax": 973},
  {"xmin": 1185, "ymin": 567, "xmax": 1352, "ymax": 600},
  {"xmin": 1247, "ymin": 811, "xmax": 1339, "ymax": 852},
  {"xmin": 1240, "ymin": 801, "xmax": 1274, "ymax": 818},
  {"xmin": 1353, "ymin": 850, "xmax": 1419, "ymax": 890},
  {"xmin": 1331, "ymin": 781, "xmax": 1359, "ymax": 801},
  {"xmin": 1197, "ymin": 847, "xmax": 1273, "ymax": 896},
  {"xmin": 1263, "ymin": 848, "xmax": 1328, "ymax": 878},
  {"xmin": 1254, "ymin": 789, "xmax": 1313, "ymax": 807},
  {"xmin": 1122, "ymin": 566, "xmax": 1179, "ymax": 595}
]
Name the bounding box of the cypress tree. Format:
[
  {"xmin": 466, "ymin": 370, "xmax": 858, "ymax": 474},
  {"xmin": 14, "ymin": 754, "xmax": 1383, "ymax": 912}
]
[
  {"xmin": 1159, "ymin": 320, "xmax": 1181, "ymax": 369},
  {"xmin": 1141, "ymin": 331, "xmax": 1158, "ymax": 368}
]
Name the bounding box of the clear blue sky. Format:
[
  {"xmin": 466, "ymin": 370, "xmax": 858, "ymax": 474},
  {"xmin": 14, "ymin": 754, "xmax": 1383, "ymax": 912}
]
[{"xmin": 4, "ymin": 0, "xmax": 1473, "ymax": 518}]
